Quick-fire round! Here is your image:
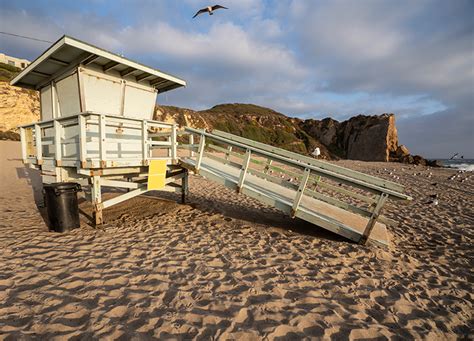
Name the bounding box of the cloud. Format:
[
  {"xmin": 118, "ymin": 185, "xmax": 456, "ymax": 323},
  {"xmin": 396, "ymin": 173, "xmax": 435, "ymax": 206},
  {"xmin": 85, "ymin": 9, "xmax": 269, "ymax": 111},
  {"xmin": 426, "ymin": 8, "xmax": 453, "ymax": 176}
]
[
  {"xmin": 120, "ymin": 21, "xmax": 305, "ymax": 78},
  {"xmin": 289, "ymin": 1, "xmax": 473, "ymax": 102}
]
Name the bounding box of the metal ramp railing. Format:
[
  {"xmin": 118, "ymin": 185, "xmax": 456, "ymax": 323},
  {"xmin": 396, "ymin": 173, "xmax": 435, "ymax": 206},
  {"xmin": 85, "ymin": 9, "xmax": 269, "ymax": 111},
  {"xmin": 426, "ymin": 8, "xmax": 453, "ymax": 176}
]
[{"xmin": 178, "ymin": 127, "xmax": 412, "ymax": 247}]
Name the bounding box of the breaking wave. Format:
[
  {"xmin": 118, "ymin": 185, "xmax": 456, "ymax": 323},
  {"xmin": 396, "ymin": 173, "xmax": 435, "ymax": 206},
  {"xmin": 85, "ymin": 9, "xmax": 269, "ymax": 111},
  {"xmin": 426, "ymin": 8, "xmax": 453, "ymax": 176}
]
[{"xmin": 441, "ymin": 159, "xmax": 474, "ymax": 171}]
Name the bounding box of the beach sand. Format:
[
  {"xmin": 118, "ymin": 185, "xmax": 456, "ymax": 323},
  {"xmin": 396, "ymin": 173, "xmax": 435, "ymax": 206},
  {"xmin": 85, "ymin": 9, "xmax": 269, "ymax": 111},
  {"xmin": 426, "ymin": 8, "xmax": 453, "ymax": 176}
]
[{"xmin": 0, "ymin": 140, "xmax": 472, "ymax": 340}]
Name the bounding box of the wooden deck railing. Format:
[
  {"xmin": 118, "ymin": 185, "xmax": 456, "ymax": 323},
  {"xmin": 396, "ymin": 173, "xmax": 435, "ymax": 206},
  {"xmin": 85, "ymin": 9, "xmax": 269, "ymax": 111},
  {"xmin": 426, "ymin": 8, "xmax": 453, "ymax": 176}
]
[{"xmin": 19, "ymin": 112, "xmax": 178, "ymax": 169}]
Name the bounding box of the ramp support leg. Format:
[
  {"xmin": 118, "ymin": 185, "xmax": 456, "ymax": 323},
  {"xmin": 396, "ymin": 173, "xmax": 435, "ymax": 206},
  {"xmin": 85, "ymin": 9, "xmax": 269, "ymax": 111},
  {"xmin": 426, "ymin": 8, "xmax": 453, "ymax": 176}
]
[
  {"xmin": 359, "ymin": 193, "xmax": 388, "ymax": 245},
  {"xmin": 291, "ymin": 168, "xmax": 311, "ymax": 217},
  {"xmin": 189, "ymin": 134, "xmax": 195, "ymax": 157},
  {"xmin": 237, "ymin": 149, "xmax": 252, "ymax": 193},
  {"xmin": 196, "ymin": 135, "xmax": 206, "ymax": 171},
  {"xmin": 181, "ymin": 169, "xmax": 189, "ymax": 204},
  {"xmin": 91, "ymin": 175, "xmax": 103, "ymax": 225}
]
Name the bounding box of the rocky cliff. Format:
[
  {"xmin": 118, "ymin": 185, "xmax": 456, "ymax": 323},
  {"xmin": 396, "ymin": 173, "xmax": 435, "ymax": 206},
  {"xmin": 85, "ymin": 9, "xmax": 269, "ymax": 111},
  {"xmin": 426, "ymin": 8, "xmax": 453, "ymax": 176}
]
[
  {"xmin": 0, "ymin": 81, "xmax": 39, "ymax": 139},
  {"xmin": 299, "ymin": 114, "xmax": 399, "ymax": 161}
]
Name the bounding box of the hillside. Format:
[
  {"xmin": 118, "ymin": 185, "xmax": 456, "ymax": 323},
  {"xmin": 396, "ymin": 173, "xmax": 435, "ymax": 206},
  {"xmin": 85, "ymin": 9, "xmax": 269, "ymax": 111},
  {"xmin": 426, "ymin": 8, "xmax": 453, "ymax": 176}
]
[
  {"xmin": 0, "ymin": 63, "xmax": 39, "ymax": 140},
  {"xmin": 155, "ymin": 103, "xmax": 332, "ymax": 157},
  {"xmin": 0, "ymin": 83, "xmax": 39, "ymax": 140},
  {"xmin": 155, "ymin": 103, "xmax": 405, "ymax": 161}
]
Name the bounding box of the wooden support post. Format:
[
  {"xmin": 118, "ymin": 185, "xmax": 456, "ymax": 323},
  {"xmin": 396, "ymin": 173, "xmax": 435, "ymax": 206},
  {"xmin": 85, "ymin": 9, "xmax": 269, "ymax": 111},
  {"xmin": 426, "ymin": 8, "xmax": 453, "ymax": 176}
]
[
  {"xmin": 171, "ymin": 124, "xmax": 177, "ymax": 162},
  {"xmin": 167, "ymin": 136, "xmax": 172, "ymax": 158},
  {"xmin": 99, "ymin": 115, "xmax": 106, "ymax": 168},
  {"xmin": 119, "ymin": 80, "xmax": 126, "ymax": 116},
  {"xmin": 34, "ymin": 124, "xmax": 43, "ymax": 165},
  {"xmin": 181, "ymin": 169, "xmax": 189, "ymax": 204},
  {"xmin": 224, "ymin": 146, "xmax": 233, "ymax": 164},
  {"xmin": 51, "ymin": 81, "xmax": 58, "ymax": 118},
  {"xmin": 196, "ymin": 135, "xmax": 206, "ymax": 171},
  {"xmin": 141, "ymin": 120, "xmax": 148, "ymax": 165},
  {"xmin": 79, "ymin": 114, "xmax": 87, "ymax": 168},
  {"xmin": 91, "ymin": 175, "xmax": 103, "ymax": 225},
  {"xmin": 359, "ymin": 193, "xmax": 388, "ymax": 245},
  {"xmin": 189, "ymin": 134, "xmax": 195, "ymax": 157},
  {"xmin": 20, "ymin": 127, "xmax": 27, "ymax": 163},
  {"xmin": 77, "ymin": 66, "xmax": 86, "ymax": 112},
  {"xmin": 263, "ymin": 158, "xmax": 273, "ymax": 174},
  {"xmin": 53, "ymin": 120, "xmax": 62, "ymax": 166},
  {"xmin": 237, "ymin": 149, "xmax": 252, "ymax": 193},
  {"xmin": 291, "ymin": 168, "xmax": 311, "ymax": 217}
]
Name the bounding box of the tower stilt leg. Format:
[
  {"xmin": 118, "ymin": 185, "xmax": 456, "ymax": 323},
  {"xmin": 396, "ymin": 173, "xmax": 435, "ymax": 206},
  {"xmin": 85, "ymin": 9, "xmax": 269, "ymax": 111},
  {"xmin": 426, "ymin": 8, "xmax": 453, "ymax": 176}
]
[
  {"xmin": 91, "ymin": 175, "xmax": 103, "ymax": 225},
  {"xmin": 181, "ymin": 169, "xmax": 189, "ymax": 204}
]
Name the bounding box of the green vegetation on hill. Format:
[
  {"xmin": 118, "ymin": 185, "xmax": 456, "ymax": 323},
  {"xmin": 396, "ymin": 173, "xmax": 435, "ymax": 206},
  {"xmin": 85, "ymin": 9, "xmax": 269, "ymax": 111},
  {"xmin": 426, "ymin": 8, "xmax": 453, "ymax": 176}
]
[
  {"xmin": 200, "ymin": 104, "xmax": 313, "ymax": 154},
  {"xmin": 0, "ymin": 63, "xmax": 21, "ymax": 82},
  {"xmin": 206, "ymin": 103, "xmax": 285, "ymax": 117}
]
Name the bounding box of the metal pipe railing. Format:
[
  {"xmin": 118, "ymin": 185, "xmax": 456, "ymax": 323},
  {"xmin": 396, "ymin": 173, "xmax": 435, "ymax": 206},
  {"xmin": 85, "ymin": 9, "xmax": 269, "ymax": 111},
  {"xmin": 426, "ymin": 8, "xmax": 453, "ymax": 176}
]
[{"xmin": 184, "ymin": 127, "xmax": 411, "ymax": 201}]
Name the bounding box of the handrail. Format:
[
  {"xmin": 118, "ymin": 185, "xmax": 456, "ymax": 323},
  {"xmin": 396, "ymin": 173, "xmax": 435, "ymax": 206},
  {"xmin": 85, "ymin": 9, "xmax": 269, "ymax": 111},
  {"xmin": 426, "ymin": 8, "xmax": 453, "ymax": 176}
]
[
  {"xmin": 212, "ymin": 129, "xmax": 404, "ymax": 193},
  {"xmin": 184, "ymin": 127, "xmax": 411, "ymax": 201},
  {"xmin": 206, "ymin": 143, "xmax": 378, "ymax": 205},
  {"xmin": 19, "ymin": 111, "xmax": 176, "ymax": 129}
]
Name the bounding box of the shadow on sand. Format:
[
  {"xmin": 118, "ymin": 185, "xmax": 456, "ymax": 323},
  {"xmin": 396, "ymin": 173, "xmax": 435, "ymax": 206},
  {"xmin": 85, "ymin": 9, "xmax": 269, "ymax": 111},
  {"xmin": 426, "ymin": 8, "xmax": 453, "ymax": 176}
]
[{"xmin": 15, "ymin": 166, "xmax": 346, "ymax": 244}]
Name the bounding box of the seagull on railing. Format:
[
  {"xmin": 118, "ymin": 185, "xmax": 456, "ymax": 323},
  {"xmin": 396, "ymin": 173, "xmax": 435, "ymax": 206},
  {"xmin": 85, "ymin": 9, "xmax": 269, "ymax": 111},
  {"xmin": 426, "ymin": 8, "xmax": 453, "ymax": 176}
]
[{"xmin": 193, "ymin": 5, "xmax": 228, "ymax": 18}]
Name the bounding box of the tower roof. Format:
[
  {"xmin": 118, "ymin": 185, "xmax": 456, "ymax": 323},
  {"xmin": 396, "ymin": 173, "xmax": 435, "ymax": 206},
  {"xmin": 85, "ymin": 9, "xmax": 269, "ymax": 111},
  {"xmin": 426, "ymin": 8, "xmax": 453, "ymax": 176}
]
[{"xmin": 10, "ymin": 35, "xmax": 186, "ymax": 93}]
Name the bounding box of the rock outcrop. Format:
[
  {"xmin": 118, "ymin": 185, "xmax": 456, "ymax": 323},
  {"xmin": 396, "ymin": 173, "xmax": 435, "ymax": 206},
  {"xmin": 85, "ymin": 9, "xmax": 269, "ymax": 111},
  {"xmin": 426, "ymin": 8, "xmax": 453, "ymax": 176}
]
[{"xmin": 299, "ymin": 114, "xmax": 399, "ymax": 162}]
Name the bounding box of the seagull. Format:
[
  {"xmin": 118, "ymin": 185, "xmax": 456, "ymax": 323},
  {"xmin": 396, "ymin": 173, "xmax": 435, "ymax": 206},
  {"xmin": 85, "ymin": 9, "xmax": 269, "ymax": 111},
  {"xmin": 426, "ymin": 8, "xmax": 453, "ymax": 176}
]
[{"xmin": 193, "ymin": 4, "xmax": 228, "ymax": 18}]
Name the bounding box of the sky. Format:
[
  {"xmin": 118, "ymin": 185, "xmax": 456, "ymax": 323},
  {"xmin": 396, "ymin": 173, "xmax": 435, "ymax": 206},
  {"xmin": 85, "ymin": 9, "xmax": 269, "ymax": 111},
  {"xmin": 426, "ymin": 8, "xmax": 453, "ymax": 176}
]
[{"xmin": 0, "ymin": 0, "xmax": 473, "ymax": 158}]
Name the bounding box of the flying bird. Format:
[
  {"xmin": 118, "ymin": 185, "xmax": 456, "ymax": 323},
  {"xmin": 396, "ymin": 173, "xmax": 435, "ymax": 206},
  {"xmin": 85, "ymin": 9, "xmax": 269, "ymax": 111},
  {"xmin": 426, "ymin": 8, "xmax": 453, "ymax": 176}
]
[{"xmin": 193, "ymin": 4, "xmax": 228, "ymax": 18}]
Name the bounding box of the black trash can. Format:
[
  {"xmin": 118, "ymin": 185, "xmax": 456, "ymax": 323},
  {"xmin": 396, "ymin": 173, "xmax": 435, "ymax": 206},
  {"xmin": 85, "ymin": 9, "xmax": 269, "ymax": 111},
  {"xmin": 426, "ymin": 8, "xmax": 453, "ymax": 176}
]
[{"xmin": 43, "ymin": 182, "xmax": 82, "ymax": 232}]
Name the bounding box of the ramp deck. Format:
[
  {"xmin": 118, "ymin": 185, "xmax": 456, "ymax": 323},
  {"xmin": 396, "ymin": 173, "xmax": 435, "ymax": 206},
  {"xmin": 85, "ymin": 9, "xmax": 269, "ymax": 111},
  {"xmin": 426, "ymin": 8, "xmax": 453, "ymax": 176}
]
[{"xmin": 182, "ymin": 156, "xmax": 389, "ymax": 247}]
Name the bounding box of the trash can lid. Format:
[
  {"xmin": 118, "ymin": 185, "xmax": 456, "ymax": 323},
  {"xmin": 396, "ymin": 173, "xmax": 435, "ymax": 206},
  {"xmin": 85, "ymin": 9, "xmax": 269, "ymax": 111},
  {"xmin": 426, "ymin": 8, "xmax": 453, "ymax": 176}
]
[{"xmin": 43, "ymin": 182, "xmax": 81, "ymax": 191}]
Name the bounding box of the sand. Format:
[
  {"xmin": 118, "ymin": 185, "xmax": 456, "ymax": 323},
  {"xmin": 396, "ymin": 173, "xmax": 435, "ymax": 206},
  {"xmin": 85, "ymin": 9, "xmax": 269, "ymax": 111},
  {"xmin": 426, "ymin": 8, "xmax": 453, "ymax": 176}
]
[{"xmin": 0, "ymin": 140, "xmax": 472, "ymax": 340}]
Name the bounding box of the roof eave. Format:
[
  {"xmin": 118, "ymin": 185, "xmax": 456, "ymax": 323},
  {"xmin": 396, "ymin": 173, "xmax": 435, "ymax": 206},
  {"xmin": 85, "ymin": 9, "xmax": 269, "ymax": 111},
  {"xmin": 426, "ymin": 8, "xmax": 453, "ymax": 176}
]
[{"xmin": 10, "ymin": 35, "xmax": 67, "ymax": 87}]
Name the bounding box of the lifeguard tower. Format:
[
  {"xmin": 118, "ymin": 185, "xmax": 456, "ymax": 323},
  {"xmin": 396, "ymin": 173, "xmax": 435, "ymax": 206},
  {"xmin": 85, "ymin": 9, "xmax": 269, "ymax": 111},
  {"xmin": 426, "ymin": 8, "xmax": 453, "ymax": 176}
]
[
  {"xmin": 12, "ymin": 35, "xmax": 188, "ymax": 225},
  {"xmin": 14, "ymin": 35, "xmax": 412, "ymax": 247}
]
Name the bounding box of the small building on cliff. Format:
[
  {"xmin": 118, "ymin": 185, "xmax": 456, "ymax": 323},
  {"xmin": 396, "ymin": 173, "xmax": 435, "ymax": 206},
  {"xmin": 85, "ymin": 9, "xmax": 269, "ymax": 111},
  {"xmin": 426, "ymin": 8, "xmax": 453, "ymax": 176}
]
[{"xmin": 0, "ymin": 53, "xmax": 30, "ymax": 69}]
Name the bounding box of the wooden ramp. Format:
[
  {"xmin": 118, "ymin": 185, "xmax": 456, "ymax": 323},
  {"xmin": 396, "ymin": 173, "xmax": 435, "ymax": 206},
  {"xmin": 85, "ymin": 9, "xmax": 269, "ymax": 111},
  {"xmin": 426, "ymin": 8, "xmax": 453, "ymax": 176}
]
[
  {"xmin": 183, "ymin": 156, "xmax": 389, "ymax": 247},
  {"xmin": 179, "ymin": 128, "xmax": 412, "ymax": 248}
]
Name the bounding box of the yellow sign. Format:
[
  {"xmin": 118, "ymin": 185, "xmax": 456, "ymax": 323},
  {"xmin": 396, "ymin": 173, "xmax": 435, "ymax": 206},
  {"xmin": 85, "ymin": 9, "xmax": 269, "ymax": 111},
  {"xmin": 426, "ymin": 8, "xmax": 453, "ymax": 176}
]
[{"xmin": 147, "ymin": 160, "xmax": 167, "ymax": 190}]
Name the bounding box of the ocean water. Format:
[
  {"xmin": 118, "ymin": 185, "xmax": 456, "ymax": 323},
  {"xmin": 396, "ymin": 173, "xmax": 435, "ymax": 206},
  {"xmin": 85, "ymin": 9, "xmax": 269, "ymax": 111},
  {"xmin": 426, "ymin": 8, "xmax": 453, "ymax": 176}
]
[{"xmin": 437, "ymin": 159, "xmax": 474, "ymax": 171}]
